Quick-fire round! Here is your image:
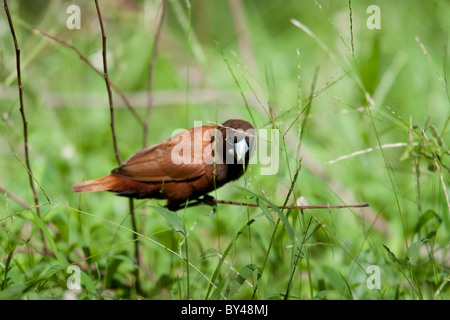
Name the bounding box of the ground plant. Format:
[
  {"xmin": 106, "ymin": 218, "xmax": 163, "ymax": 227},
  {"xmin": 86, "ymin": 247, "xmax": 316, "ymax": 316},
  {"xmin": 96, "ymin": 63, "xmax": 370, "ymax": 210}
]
[{"xmin": 0, "ymin": 0, "xmax": 448, "ymax": 300}]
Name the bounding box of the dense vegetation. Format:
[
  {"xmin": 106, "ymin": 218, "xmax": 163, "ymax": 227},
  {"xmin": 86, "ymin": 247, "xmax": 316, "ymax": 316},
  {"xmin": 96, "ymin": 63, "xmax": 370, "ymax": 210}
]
[{"xmin": 0, "ymin": 0, "xmax": 448, "ymax": 299}]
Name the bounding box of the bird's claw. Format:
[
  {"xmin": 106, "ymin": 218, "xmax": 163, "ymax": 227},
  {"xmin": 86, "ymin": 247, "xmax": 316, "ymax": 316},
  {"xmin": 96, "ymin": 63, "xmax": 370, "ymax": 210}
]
[
  {"xmin": 200, "ymin": 195, "xmax": 217, "ymax": 215},
  {"xmin": 168, "ymin": 195, "xmax": 217, "ymax": 215}
]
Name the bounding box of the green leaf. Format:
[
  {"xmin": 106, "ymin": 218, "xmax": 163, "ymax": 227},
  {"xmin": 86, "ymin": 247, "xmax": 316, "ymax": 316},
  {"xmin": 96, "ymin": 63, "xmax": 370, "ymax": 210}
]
[
  {"xmin": 414, "ymin": 209, "xmax": 441, "ymax": 234},
  {"xmin": 323, "ymin": 266, "xmax": 350, "ymax": 298},
  {"xmin": 205, "ymin": 213, "xmax": 264, "ymax": 299},
  {"xmin": 29, "ymin": 207, "xmax": 61, "ymax": 264},
  {"xmin": 209, "ymin": 276, "xmax": 228, "ymax": 300},
  {"xmin": 104, "ymin": 254, "xmax": 130, "ymax": 288},
  {"xmin": 1, "ymin": 242, "xmax": 16, "ymax": 290},
  {"xmin": 383, "ymin": 244, "xmax": 398, "ymax": 263},
  {"xmin": 80, "ymin": 270, "xmax": 98, "ymax": 297},
  {"xmin": 0, "ymin": 284, "xmax": 28, "ymax": 299},
  {"xmin": 150, "ymin": 206, "xmax": 185, "ymax": 236},
  {"xmin": 399, "ymin": 142, "xmax": 414, "ymax": 161},
  {"xmin": 313, "ymin": 290, "xmax": 329, "ymax": 300},
  {"xmin": 407, "ymin": 239, "xmax": 428, "ymax": 261},
  {"xmin": 383, "ymin": 245, "xmax": 411, "ymax": 268},
  {"xmin": 227, "ymin": 264, "xmax": 258, "ymax": 298},
  {"xmin": 256, "ymin": 198, "xmax": 275, "ymax": 227},
  {"xmin": 238, "ymin": 188, "xmax": 295, "ymax": 242}
]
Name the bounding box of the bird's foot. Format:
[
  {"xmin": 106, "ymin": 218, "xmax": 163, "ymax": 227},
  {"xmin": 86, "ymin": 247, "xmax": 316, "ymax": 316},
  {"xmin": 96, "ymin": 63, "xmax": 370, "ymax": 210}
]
[
  {"xmin": 167, "ymin": 195, "xmax": 217, "ymax": 215},
  {"xmin": 202, "ymin": 195, "xmax": 217, "ymax": 216}
]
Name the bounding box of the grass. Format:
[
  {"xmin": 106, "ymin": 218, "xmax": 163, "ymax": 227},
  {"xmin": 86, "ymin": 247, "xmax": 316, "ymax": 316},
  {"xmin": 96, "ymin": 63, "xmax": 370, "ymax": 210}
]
[{"xmin": 0, "ymin": 0, "xmax": 449, "ymax": 300}]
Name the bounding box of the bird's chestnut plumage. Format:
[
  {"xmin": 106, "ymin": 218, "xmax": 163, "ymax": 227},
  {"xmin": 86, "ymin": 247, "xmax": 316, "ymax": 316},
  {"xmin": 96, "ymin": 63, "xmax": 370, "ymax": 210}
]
[{"xmin": 72, "ymin": 119, "xmax": 255, "ymax": 210}]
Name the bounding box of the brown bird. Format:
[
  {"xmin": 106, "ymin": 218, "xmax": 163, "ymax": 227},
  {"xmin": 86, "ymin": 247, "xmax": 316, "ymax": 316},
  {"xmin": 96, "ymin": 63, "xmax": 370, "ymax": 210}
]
[{"xmin": 72, "ymin": 119, "xmax": 255, "ymax": 211}]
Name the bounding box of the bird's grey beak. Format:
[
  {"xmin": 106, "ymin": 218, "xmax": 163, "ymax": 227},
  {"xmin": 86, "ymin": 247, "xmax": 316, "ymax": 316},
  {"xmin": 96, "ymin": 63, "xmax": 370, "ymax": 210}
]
[{"xmin": 234, "ymin": 139, "xmax": 249, "ymax": 161}]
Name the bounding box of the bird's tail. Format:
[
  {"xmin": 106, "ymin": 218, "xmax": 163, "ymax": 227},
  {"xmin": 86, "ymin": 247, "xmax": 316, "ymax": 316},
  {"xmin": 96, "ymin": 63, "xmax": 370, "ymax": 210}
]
[{"xmin": 72, "ymin": 175, "xmax": 117, "ymax": 193}]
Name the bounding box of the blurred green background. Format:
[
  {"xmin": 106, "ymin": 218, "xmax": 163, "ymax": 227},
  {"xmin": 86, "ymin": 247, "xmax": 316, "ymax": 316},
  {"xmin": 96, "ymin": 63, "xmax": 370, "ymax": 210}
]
[{"xmin": 0, "ymin": 0, "xmax": 449, "ymax": 299}]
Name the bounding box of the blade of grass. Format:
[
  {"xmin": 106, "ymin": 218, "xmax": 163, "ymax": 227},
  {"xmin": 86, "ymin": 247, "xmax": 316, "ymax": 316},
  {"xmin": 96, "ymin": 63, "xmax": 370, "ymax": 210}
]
[
  {"xmin": 150, "ymin": 206, "xmax": 185, "ymax": 236},
  {"xmin": 32, "ymin": 217, "xmax": 61, "ymax": 265},
  {"xmin": 226, "ymin": 263, "xmax": 258, "ymax": 299},
  {"xmin": 216, "ymin": 41, "xmax": 257, "ymax": 127},
  {"xmin": 150, "ymin": 205, "xmax": 191, "ymax": 298},
  {"xmin": 239, "ymin": 188, "xmax": 295, "ymax": 242},
  {"xmin": 54, "ymin": 203, "xmax": 221, "ymax": 297},
  {"xmin": 1, "ymin": 242, "xmax": 16, "ymax": 290},
  {"xmin": 205, "ymin": 213, "xmax": 264, "ymax": 300}
]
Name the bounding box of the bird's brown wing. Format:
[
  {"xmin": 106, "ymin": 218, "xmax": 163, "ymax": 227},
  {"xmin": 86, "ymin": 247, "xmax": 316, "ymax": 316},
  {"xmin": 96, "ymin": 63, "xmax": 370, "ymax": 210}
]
[{"xmin": 112, "ymin": 126, "xmax": 216, "ymax": 182}]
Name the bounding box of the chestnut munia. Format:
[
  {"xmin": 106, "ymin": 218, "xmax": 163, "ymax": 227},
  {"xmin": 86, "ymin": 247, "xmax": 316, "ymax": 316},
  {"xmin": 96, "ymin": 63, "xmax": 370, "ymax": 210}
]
[{"xmin": 72, "ymin": 119, "xmax": 255, "ymax": 211}]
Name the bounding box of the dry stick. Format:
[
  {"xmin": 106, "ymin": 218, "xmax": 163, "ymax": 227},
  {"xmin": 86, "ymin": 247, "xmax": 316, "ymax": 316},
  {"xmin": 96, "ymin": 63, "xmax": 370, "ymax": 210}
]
[
  {"xmin": 94, "ymin": 0, "xmax": 122, "ymax": 166},
  {"xmin": 94, "ymin": 0, "xmax": 141, "ymax": 293},
  {"xmin": 215, "ymin": 199, "xmax": 369, "ymax": 210},
  {"xmin": 3, "ymin": 0, "xmax": 48, "ymax": 253},
  {"xmin": 138, "ymin": 0, "xmax": 167, "ymax": 289},
  {"xmin": 34, "ymin": 27, "xmax": 144, "ymax": 126},
  {"xmin": 0, "ymin": 184, "xmax": 29, "ymax": 209},
  {"xmin": 143, "ymin": 0, "xmax": 166, "ymax": 148}
]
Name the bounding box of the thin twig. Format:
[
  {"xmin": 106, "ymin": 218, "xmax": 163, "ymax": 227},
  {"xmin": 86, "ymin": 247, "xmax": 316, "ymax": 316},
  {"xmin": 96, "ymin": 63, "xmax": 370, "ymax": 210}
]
[
  {"xmin": 94, "ymin": 1, "xmax": 141, "ymax": 294},
  {"xmin": 144, "ymin": 0, "xmax": 166, "ymax": 148},
  {"xmin": 94, "ymin": 0, "xmax": 122, "ymax": 166},
  {"xmin": 215, "ymin": 199, "xmax": 369, "ymax": 210},
  {"xmin": 34, "ymin": 27, "xmax": 143, "ymax": 126},
  {"xmin": 0, "ymin": 184, "xmax": 29, "ymax": 209},
  {"xmin": 139, "ymin": 0, "xmax": 167, "ymax": 290},
  {"xmin": 3, "ymin": 0, "xmax": 48, "ymax": 252}
]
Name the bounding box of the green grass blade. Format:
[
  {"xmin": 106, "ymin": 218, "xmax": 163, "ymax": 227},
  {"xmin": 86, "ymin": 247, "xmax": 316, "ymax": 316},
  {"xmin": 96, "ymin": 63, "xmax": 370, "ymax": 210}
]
[
  {"xmin": 205, "ymin": 213, "xmax": 264, "ymax": 300},
  {"xmin": 150, "ymin": 205, "xmax": 186, "ymax": 236},
  {"xmin": 238, "ymin": 188, "xmax": 295, "ymax": 242},
  {"xmin": 227, "ymin": 263, "xmax": 258, "ymax": 299}
]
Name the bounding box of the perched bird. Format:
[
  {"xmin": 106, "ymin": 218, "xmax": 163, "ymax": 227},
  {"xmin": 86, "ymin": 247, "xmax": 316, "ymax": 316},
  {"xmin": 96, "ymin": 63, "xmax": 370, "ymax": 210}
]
[{"xmin": 72, "ymin": 119, "xmax": 255, "ymax": 211}]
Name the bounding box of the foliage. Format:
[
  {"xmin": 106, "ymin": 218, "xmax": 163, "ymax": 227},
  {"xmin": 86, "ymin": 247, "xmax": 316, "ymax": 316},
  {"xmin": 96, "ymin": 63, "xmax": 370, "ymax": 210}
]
[{"xmin": 0, "ymin": 0, "xmax": 449, "ymax": 300}]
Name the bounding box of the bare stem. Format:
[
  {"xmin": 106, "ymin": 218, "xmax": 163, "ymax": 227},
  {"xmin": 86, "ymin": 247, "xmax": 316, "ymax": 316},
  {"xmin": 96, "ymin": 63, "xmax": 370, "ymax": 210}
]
[
  {"xmin": 0, "ymin": 184, "xmax": 29, "ymax": 209},
  {"xmin": 215, "ymin": 199, "xmax": 369, "ymax": 210},
  {"xmin": 144, "ymin": 0, "xmax": 166, "ymax": 148},
  {"xmin": 3, "ymin": 0, "xmax": 48, "ymax": 252},
  {"xmin": 94, "ymin": 0, "xmax": 122, "ymax": 166},
  {"xmin": 94, "ymin": 0, "xmax": 143, "ymax": 294}
]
